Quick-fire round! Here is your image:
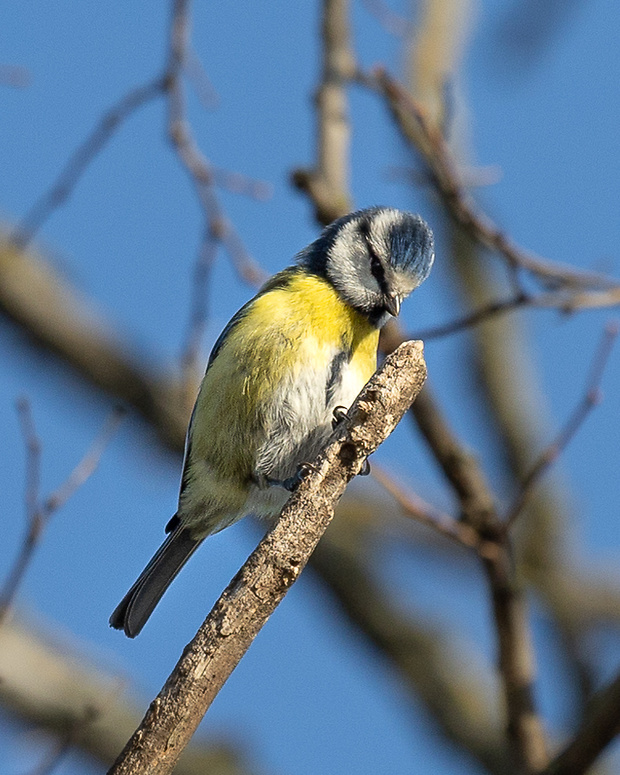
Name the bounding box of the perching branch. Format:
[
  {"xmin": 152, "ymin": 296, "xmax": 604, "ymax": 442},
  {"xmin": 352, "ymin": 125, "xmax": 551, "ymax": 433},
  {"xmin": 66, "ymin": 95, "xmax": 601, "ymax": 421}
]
[{"xmin": 108, "ymin": 340, "xmax": 427, "ymax": 775}]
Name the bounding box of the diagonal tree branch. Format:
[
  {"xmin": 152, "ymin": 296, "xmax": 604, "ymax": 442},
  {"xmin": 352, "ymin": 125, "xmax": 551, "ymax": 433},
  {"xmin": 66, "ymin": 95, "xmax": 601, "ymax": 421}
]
[
  {"xmin": 0, "ymin": 618, "xmax": 251, "ymax": 775},
  {"xmin": 108, "ymin": 341, "xmax": 427, "ymax": 775},
  {"xmin": 363, "ymin": 67, "xmax": 620, "ymax": 295},
  {"xmin": 11, "ymin": 78, "xmax": 165, "ymax": 249},
  {"xmin": 543, "ymin": 671, "xmax": 620, "ymax": 775}
]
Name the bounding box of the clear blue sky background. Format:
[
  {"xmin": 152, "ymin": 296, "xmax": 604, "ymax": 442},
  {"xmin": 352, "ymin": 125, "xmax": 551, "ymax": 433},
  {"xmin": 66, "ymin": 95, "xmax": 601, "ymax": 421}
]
[{"xmin": 1, "ymin": 2, "xmax": 619, "ymax": 774}]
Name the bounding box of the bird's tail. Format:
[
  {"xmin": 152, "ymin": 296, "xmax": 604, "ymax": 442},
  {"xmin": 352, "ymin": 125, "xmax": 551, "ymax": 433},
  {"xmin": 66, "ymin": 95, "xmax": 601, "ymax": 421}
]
[{"xmin": 109, "ymin": 523, "xmax": 202, "ymax": 638}]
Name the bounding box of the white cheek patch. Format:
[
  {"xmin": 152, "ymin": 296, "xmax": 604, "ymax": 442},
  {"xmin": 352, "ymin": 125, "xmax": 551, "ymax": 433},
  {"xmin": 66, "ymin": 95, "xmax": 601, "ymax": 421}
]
[{"xmin": 327, "ymin": 222, "xmax": 379, "ymax": 309}]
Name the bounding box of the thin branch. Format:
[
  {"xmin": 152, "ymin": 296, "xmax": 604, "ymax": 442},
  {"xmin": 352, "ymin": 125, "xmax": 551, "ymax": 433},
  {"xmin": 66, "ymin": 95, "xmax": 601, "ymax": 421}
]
[
  {"xmin": 403, "ymin": 377, "xmax": 498, "ymax": 532},
  {"xmin": 543, "ymin": 671, "xmax": 620, "ymax": 775},
  {"xmin": 183, "ymin": 46, "xmax": 220, "ymax": 109},
  {"xmin": 411, "ymin": 286, "xmax": 620, "ymax": 342},
  {"xmin": 291, "ymin": 0, "xmax": 355, "ymax": 226},
  {"xmin": 7, "ymin": 0, "xmax": 266, "ymax": 388},
  {"xmin": 164, "ymin": 0, "xmax": 266, "ymax": 382},
  {"xmin": 10, "ymin": 78, "xmax": 166, "ymax": 249},
  {"xmin": 210, "ymin": 167, "xmax": 272, "ymax": 201},
  {"xmin": 165, "ymin": 0, "xmax": 265, "ymax": 288},
  {"xmin": 411, "ymin": 291, "xmax": 530, "ymax": 340},
  {"xmin": 371, "ymin": 463, "xmax": 498, "ymax": 558},
  {"xmin": 179, "ymin": 229, "xmax": 218, "ymax": 385},
  {"xmin": 44, "ymin": 406, "xmax": 126, "ymax": 513},
  {"xmin": 505, "ymin": 323, "xmax": 618, "ymax": 528},
  {"xmin": 108, "ymin": 341, "xmax": 427, "ymax": 775},
  {"xmin": 0, "ymin": 405, "xmax": 124, "ymax": 625},
  {"xmin": 362, "ymin": 67, "xmax": 620, "ymax": 294}
]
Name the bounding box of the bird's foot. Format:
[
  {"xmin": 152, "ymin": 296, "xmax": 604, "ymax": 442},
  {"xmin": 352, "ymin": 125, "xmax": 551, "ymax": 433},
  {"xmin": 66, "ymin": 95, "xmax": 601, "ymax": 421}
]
[
  {"xmin": 264, "ymin": 462, "xmax": 319, "ymax": 492},
  {"xmin": 332, "ymin": 405, "xmax": 348, "ymax": 429}
]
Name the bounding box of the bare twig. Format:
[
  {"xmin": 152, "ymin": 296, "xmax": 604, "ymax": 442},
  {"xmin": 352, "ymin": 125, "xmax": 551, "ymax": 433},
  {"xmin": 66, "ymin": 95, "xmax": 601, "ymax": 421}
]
[
  {"xmin": 411, "ymin": 291, "xmax": 530, "ymax": 340},
  {"xmin": 505, "ymin": 323, "xmax": 618, "ymax": 528},
  {"xmin": 183, "ymin": 46, "xmax": 220, "ymax": 109},
  {"xmin": 210, "ymin": 167, "xmax": 272, "ymax": 201},
  {"xmin": 11, "ymin": 78, "xmax": 166, "ymax": 249},
  {"xmin": 405, "ymin": 379, "xmax": 498, "ymax": 531},
  {"xmin": 543, "ymin": 671, "xmax": 620, "ymax": 775},
  {"xmin": 0, "ymin": 404, "xmax": 124, "ymax": 625},
  {"xmin": 362, "ymin": 67, "xmax": 620, "ymax": 294},
  {"xmin": 397, "ymin": 284, "xmax": 620, "ymax": 343},
  {"xmin": 165, "ymin": 0, "xmax": 265, "ymax": 283},
  {"xmin": 164, "ymin": 0, "xmax": 266, "ymax": 381},
  {"xmin": 179, "ymin": 231, "xmax": 218, "ymax": 387},
  {"xmin": 7, "ymin": 0, "xmax": 266, "ymax": 389},
  {"xmin": 292, "ymin": 0, "xmax": 355, "ymax": 226},
  {"xmin": 108, "ymin": 342, "xmax": 427, "ymax": 775},
  {"xmin": 371, "ymin": 463, "xmax": 498, "ymax": 557},
  {"xmin": 45, "ymin": 407, "xmax": 126, "ymax": 513}
]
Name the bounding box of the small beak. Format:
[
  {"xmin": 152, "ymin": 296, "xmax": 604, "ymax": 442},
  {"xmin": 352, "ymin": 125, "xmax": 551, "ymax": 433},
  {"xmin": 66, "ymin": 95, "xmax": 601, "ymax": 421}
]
[{"xmin": 384, "ymin": 293, "xmax": 401, "ymax": 317}]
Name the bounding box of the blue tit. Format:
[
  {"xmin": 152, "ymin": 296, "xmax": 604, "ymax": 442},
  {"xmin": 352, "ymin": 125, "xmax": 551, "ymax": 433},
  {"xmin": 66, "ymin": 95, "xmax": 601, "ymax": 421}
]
[{"xmin": 110, "ymin": 206, "xmax": 434, "ymax": 637}]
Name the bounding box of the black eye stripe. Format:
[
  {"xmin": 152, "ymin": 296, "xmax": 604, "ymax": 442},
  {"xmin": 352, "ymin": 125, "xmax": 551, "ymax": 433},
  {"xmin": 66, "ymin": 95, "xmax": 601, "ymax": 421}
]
[{"xmin": 359, "ymin": 221, "xmax": 386, "ymax": 283}]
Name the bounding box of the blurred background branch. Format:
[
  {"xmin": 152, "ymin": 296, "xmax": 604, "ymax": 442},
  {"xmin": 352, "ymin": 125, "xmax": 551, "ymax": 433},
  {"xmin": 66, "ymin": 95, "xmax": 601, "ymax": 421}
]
[
  {"xmin": 0, "ymin": 618, "xmax": 255, "ymax": 775},
  {"xmin": 1, "ymin": 0, "xmax": 619, "ymax": 773}
]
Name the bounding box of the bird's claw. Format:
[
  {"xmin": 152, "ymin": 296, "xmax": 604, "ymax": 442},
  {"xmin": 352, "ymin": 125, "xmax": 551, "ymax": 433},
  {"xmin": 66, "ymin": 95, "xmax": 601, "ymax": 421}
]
[
  {"xmin": 332, "ymin": 405, "xmax": 348, "ymax": 429},
  {"xmin": 265, "ymin": 462, "xmax": 319, "ymax": 492}
]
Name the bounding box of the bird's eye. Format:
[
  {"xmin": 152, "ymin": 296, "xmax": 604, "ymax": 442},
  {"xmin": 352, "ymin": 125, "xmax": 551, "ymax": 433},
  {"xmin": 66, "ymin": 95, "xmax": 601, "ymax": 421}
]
[{"xmin": 369, "ymin": 251, "xmax": 384, "ymax": 280}]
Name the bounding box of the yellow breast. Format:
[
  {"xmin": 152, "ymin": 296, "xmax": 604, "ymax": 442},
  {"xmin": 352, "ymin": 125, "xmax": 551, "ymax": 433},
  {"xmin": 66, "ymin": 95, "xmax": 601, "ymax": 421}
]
[
  {"xmin": 248, "ymin": 271, "xmax": 379, "ymax": 378},
  {"xmin": 189, "ymin": 270, "xmax": 379, "ymax": 479}
]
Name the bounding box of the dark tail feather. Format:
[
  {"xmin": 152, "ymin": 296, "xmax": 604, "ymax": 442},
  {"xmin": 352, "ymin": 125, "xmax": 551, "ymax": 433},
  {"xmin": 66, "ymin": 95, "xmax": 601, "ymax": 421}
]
[{"xmin": 109, "ymin": 525, "xmax": 202, "ymax": 638}]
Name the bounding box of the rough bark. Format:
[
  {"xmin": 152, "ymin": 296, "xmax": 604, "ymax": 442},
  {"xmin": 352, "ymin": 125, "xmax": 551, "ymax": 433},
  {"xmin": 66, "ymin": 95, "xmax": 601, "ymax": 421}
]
[{"xmin": 108, "ymin": 340, "xmax": 427, "ymax": 775}]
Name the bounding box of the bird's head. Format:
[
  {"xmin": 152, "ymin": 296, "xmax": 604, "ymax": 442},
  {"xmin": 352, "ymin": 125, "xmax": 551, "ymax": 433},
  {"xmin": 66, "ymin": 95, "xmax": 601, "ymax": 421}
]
[{"xmin": 299, "ymin": 207, "xmax": 434, "ymax": 327}]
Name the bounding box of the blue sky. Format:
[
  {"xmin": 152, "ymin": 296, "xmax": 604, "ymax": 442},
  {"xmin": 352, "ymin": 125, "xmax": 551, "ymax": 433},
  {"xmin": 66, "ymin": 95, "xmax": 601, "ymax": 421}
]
[{"xmin": 1, "ymin": 2, "xmax": 620, "ymax": 774}]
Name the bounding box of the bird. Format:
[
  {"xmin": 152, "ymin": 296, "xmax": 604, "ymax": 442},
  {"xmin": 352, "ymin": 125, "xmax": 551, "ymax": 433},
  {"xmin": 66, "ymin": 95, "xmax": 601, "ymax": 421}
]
[{"xmin": 110, "ymin": 206, "xmax": 434, "ymax": 637}]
